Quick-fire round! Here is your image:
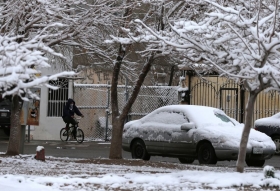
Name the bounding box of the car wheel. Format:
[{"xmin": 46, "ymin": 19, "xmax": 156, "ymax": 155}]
[
  {"xmin": 198, "ymin": 142, "xmax": 217, "ymax": 164},
  {"xmin": 178, "ymin": 158, "xmax": 195, "ymax": 164},
  {"xmin": 131, "ymin": 140, "xmax": 150, "ymax": 161},
  {"xmin": 246, "ymin": 160, "xmax": 265, "ymax": 167},
  {"xmin": 272, "ymin": 136, "xmax": 280, "ymax": 155}
]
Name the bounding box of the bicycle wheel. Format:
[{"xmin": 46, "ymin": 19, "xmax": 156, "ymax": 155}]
[
  {"xmin": 60, "ymin": 128, "xmax": 69, "ymax": 141},
  {"xmin": 76, "ymin": 129, "xmax": 84, "ymax": 143}
]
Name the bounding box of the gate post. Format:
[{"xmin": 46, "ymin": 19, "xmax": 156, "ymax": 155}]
[
  {"xmin": 178, "ymin": 76, "xmax": 189, "ymax": 104},
  {"xmin": 105, "ymin": 84, "xmax": 110, "ymax": 141},
  {"xmin": 125, "ymin": 77, "xmax": 130, "ymax": 123},
  {"xmin": 68, "ymin": 79, "xmax": 73, "ymax": 99},
  {"xmin": 240, "ymin": 85, "xmax": 245, "ymax": 123}
]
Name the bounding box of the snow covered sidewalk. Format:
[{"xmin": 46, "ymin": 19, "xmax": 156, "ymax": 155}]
[{"xmin": 0, "ymin": 153, "xmax": 279, "ymax": 191}]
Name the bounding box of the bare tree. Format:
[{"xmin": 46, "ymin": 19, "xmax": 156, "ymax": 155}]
[{"xmin": 126, "ymin": 0, "xmax": 280, "ymax": 172}]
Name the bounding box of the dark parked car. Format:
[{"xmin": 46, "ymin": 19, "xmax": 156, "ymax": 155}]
[
  {"xmin": 255, "ymin": 113, "xmax": 280, "ymax": 155},
  {"xmin": 0, "ymin": 98, "xmax": 11, "ymax": 136},
  {"xmin": 123, "ymin": 105, "xmax": 275, "ymax": 167}
]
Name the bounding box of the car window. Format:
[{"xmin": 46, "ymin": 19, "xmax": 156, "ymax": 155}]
[
  {"xmin": 214, "ymin": 113, "xmax": 235, "ymax": 126},
  {"xmin": 146, "ymin": 111, "xmax": 189, "ymax": 125}
]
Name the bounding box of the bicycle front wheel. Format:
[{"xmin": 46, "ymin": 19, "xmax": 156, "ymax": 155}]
[
  {"xmin": 60, "ymin": 128, "xmax": 69, "ymax": 142},
  {"xmin": 76, "ymin": 129, "xmax": 84, "ymax": 143}
]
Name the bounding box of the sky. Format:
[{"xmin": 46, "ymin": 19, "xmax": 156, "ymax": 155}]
[{"xmin": 0, "ymin": 151, "xmax": 279, "ymax": 191}]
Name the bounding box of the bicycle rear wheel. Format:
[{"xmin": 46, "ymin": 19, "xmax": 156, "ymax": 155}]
[
  {"xmin": 76, "ymin": 129, "xmax": 84, "ymax": 143},
  {"xmin": 60, "ymin": 128, "xmax": 69, "ymax": 141}
]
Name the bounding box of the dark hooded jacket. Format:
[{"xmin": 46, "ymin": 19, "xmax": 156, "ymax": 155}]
[{"xmin": 62, "ymin": 98, "xmax": 82, "ymax": 118}]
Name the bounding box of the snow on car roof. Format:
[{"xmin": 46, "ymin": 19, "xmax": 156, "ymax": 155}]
[
  {"xmin": 141, "ymin": 105, "xmax": 235, "ymax": 128},
  {"xmin": 255, "ymin": 112, "xmax": 280, "ymax": 126}
]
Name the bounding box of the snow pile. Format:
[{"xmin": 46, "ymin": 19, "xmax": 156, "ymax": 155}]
[{"xmin": 0, "ymin": 154, "xmax": 279, "ymax": 191}]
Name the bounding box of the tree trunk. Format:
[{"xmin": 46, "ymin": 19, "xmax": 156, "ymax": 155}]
[
  {"xmin": 109, "ymin": 49, "xmax": 123, "ymax": 159},
  {"xmin": 109, "ymin": 118, "xmax": 125, "ymax": 159},
  {"xmin": 236, "ymin": 92, "xmax": 258, "ymax": 172},
  {"xmin": 168, "ymin": 65, "xmax": 175, "ymax": 86},
  {"xmin": 109, "ymin": 56, "xmax": 154, "ymax": 159},
  {"xmin": 6, "ymin": 95, "xmax": 22, "ymax": 155}
]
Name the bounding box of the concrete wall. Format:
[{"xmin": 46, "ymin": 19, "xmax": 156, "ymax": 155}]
[
  {"xmin": 30, "ymin": 86, "xmax": 65, "ymax": 140},
  {"xmin": 27, "ymin": 62, "xmax": 71, "ymax": 140}
]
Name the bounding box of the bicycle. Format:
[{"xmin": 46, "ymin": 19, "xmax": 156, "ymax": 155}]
[{"xmin": 60, "ymin": 117, "xmax": 84, "ymax": 143}]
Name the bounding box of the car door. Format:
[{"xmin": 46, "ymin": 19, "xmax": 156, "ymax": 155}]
[
  {"xmin": 140, "ymin": 112, "xmax": 166, "ymax": 155},
  {"xmin": 163, "ymin": 111, "xmax": 196, "ymax": 157}
]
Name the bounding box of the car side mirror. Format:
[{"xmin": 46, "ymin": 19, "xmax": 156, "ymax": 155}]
[{"xmin": 181, "ymin": 122, "xmax": 195, "ymax": 131}]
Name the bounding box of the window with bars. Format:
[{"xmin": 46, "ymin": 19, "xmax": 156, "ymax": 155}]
[
  {"xmin": 103, "ymin": 72, "xmax": 109, "ymax": 81},
  {"xmin": 47, "ymin": 79, "xmax": 68, "ymax": 117}
]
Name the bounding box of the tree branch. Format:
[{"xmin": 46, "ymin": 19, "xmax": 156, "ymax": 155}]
[{"xmin": 119, "ymin": 54, "xmax": 154, "ymax": 121}]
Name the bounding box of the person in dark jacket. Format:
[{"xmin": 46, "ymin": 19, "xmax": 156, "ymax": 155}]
[{"xmin": 62, "ymin": 98, "xmax": 84, "ymax": 139}]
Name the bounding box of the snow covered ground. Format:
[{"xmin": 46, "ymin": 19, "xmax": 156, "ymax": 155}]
[{"xmin": 0, "ymin": 152, "xmax": 280, "ymax": 191}]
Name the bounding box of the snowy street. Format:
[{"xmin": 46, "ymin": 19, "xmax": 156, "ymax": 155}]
[{"xmin": 0, "ymin": 139, "xmax": 279, "ymax": 168}]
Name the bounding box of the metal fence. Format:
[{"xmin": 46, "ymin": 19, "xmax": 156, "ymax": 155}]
[
  {"xmin": 188, "ymin": 76, "xmax": 280, "ymax": 123},
  {"xmin": 74, "ymin": 84, "xmax": 179, "ymax": 141}
]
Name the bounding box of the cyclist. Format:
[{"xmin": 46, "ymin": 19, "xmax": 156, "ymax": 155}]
[{"xmin": 62, "ymin": 98, "xmax": 84, "ymax": 139}]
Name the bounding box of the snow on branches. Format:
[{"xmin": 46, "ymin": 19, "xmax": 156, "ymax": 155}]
[
  {"xmin": 0, "ymin": 0, "xmax": 121, "ymax": 100},
  {"xmin": 117, "ymin": 0, "xmax": 280, "ymax": 172},
  {"xmin": 0, "ymin": 0, "xmax": 117, "ymax": 47},
  {"xmin": 0, "ymin": 35, "xmax": 74, "ymax": 100},
  {"xmin": 120, "ymin": 0, "xmax": 280, "ymax": 93}
]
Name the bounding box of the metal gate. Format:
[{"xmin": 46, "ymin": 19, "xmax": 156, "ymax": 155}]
[
  {"xmin": 219, "ymin": 88, "xmax": 238, "ymax": 120},
  {"xmin": 189, "ymin": 75, "xmax": 280, "ymax": 123},
  {"xmin": 74, "ymin": 84, "xmax": 179, "ymax": 141}
]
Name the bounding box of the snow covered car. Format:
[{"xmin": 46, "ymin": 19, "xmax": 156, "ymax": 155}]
[
  {"xmin": 254, "ymin": 113, "xmax": 280, "ymax": 155},
  {"xmin": 122, "ymin": 105, "xmax": 276, "ymax": 167}
]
